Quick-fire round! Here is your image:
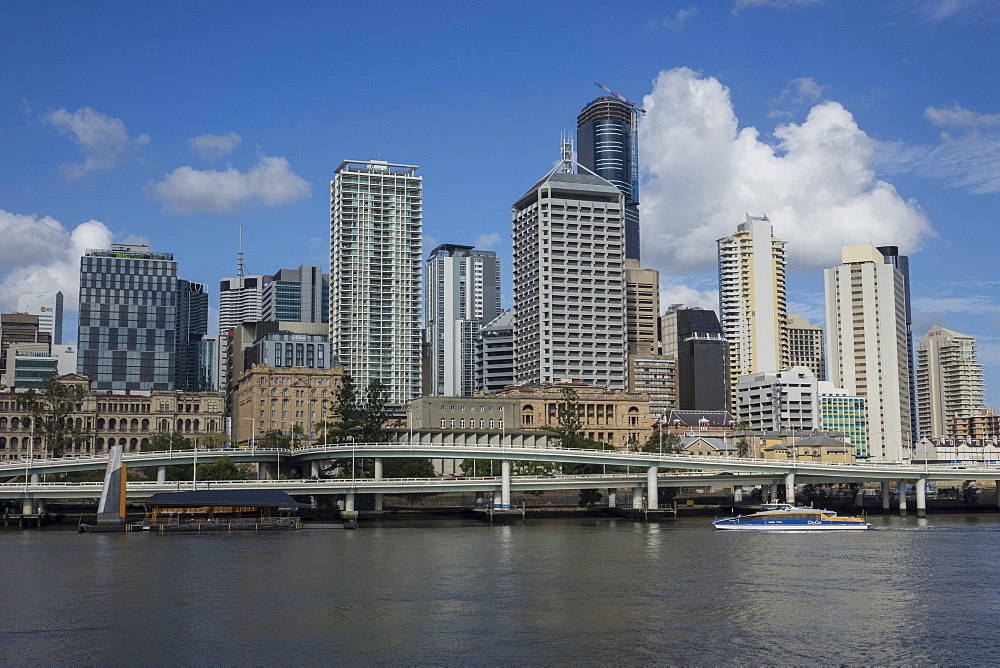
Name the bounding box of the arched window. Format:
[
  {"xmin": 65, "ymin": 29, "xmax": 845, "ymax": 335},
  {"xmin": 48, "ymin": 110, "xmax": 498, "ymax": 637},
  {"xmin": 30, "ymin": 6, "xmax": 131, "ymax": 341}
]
[
  {"xmin": 141, "ymin": 419, "xmax": 149, "ymax": 430},
  {"xmin": 131, "ymin": 419, "xmax": 139, "ymax": 430},
  {"xmin": 11, "ymin": 417, "xmax": 20, "ymax": 430},
  {"xmin": 0, "ymin": 417, "xmax": 7, "ymax": 428},
  {"xmin": 130, "ymin": 438, "xmax": 139, "ymax": 451},
  {"xmin": 97, "ymin": 418, "xmax": 106, "ymax": 430},
  {"xmin": 108, "ymin": 418, "xmax": 117, "ymax": 430},
  {"xmin": 193, "ymin": 419, "xmax": 200, "ymax": 432},
  {"xmin": 0, "ymin": 437, "xmax": 6, "ymax": 448}
]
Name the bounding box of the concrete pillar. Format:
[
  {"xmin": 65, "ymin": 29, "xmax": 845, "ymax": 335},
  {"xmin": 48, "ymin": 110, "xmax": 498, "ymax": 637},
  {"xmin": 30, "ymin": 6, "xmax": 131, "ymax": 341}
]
[
  {"xmin": 882, "ymin": 481, "xmax": 891, "ymax": 513},
  {"xmin": 30, "ymin": 473, "xmax": 39, "ymax": 485},
  {"xmin": 733, "ymin": 486, "xmax": 742, "ymax": 503},
  {"xmin": 157, "ymin": 466, "xmax": 166, "ymax": 483},
  {"xmin": 311, "ymin": 461, "xmax": 320, "ymax": 477},
  {"xmin": 345, "ymin": 492, "xmax": 355, "ymax": 512},
  {"xmin": 493, "ymin": 490, "xmax": 502, "ymax": 508},
  {"xmin": 784, "ymin": 473, "xmax": 795, "ymax": 505},
  {"xmin": 257, "ymin": 463, "xmax": 267, "ymax": 480},
  {"xmin": 647, "ymin": 466, "xmax": 659, "ymax": 510},
  {"xmin": 916, "ymin": 478, "xmax": 927, "ymax": 518},
  {"xmin": 22, "ymin": 496, "xmax": 34, "ymax": 515},
  {"xmin": 37, "ymin": 499, "xmax": 46, "ymax": 515},
  {"xmin": 374, "ymin": 458, "xmax": 383, "ymax": 511},
  {"xmin": 769, "ymin": 483, "xmax": 779, "ymax": 503},
  {"xmin": 854, "ymin": 487, "xmax": 864, "ymax": 507},
  {"xmin": 898, "ymin": 480, "xmax": 907, "ymax": 517},
  {"xmin": 632, "ymin": 486, "xmax": 644, "ymax": 509},
  {"xmin": 501, "ymin": 460, "xmax": 511, "ymax": 509},
  {"xmin": 475, "ymin": 492, "xmax": 484, "ymax": 509},
  {"xmin": 608, "ymin": 491, "xmax": 617, "ymax": 508}
]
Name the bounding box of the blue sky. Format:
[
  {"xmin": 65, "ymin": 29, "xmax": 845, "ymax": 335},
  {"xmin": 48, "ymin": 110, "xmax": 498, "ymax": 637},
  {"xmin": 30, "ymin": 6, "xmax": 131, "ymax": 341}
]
[{"xmin": 2, "ymin": 0, "xmax": 998, "ymax": 405}]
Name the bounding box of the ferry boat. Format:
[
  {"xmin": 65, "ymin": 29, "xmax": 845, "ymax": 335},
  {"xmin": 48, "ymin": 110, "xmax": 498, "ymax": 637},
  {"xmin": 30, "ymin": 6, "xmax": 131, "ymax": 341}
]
[{"xmin": 712, "ymin": 502, "xmax": 870, "ymax": 531}]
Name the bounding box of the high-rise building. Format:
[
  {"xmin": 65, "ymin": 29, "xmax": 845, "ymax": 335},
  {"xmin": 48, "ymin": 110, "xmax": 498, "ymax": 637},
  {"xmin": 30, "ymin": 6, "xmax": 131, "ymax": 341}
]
[
  {"xmin": 660, "ymin": 306, "xmax": 729, "ymax": 412},
  {"xmin": 824, "ymin": 244, "xmax": 912, "ymax": 460},
  {"xmin": 199, "ymin": 335, "xmax": 221, "ymax": 392},
  {"xmin": 16, "ymin": 291, "xmax": 63, "ymax": 345},
  {"xmin": 736, "ymin": 367, "xmax": 822, "ymax": 433},
  {"xmin": 512, "ymin": 161, "xmax": 627, "ymax": 389},
  {"xmin": 477, "ymin": 309, "xmax": 514, "ymax": 393},
  {"xmin": 820, "ymin": 388, "xmax": 868, "ymax": 458},
  {"xmin": 77, "ymin": 244, "xmax": 179, "ymax": 391},
  {"xmin": 425, "ymin": 244, "xmax": 501, "ymax": 397},
  {"xmin": 261, "ymin": 265, "xmax": 329, "ymax": 324},
  {"xmin": 717, "ymin": 213, "xmax": 788, "ymax": 407},
  {"xmin": 1, "ymin": 313, "xmax": 51, "ymax": 379},
  {"xmin": 219, "ymin": 274, "xmax": 271, "ymax": 333},
  {"xmin": 916, "ymin": 325, "xmax": 985, "ymax": 438},
  {"xmin": 175, "ymin": 280, "xmax": 208, "ymax": 391},
  {"xmin": 628, "ymin": 351, "xmax": 677, "ymax": 420},
  {"xmin": 577, "ymin": 95, "xmax": 641, "ymax": 260},
  {"xmin": 625, "ymin": 259, "xmax": 659, "ymax": 350},
  {"xmin": 330, "ymin": 160, "xmax": 423, "ymax": 413},
  {"xmin": 787, "ymin": 313, "xmax": 825, "ymax": 381},
  {"xmin": 877, "ymin": 246, "xmax": 917, "ymax": 439}
]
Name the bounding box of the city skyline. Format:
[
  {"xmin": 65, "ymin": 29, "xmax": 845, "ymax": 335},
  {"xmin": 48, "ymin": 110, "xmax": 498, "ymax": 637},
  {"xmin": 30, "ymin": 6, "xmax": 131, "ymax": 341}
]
[{"xmin": 1, "ymin": 1, "xmax": 998, "ymax": 404}]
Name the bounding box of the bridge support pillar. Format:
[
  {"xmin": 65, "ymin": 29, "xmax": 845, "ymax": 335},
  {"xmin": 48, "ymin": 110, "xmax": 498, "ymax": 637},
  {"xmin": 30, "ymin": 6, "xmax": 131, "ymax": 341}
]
[
  {"xmin": 882, "ymin": 481, "xmax": 891, "ymax": 513},
  {"xmin": 37, "ymin": 499, "xmax": 46, "ymax": 515},
  {"xmin": 647, "ymin": 466, "xmax": 659, "ymax": 510},
  {"xmin": 632, "ymin": 486, "xmax": 644, "ymax": 509},
  {"xmin": 493, "ymin": 490, "xmax": 502, "ymax": 508},
  {"xmin": 769, "ymin": 483, "xmax": 779, "ymax": 503},
  {"xmin": 374, "ymin": 458, "xmax": 383, "ymax": 511},
  {"xmin": 501, "ymin": 460, "xmax": 511, "ymax": 509},
  {"xmin": 898, "ymin": 480, "xmax": 908, "ymax": 517},
  {"xmin": 608, "ymin": 491, "xmax": 616, "ymax": 508},
  {"xmin": 345, "ymin": 492, "xmax": 355, "ymax": 513},
  {"xmin": 31, "ymin": 473, "xmax": 39, "ymax": 485},
  {"xmin": 311, "ymin": 461, "xmax": 320, "ymax": 477},
  {"xmin": 784, "ymin": 473, "xmax": 795, "ymax": 505},
  {"xmin": 157, "ymin": 466, "xmax": 166, "ymax": 483},
  {"xmin": 916, "ymin": 478, "xmax": 927, "ymax": 518},
  {"xmin": 22, "ymin": 496, "xmax": 34, "ymax": 515}
]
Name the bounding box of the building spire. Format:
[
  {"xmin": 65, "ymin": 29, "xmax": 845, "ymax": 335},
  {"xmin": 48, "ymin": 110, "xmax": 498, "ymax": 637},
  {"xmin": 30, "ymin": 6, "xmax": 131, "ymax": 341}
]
[
  {"xmin": 559, "ymin": 131, "xmax": 575, "ymax": 173},
  {"xmin": 237, "ymin": 226, "xmax": 246, "ymax": 279}
]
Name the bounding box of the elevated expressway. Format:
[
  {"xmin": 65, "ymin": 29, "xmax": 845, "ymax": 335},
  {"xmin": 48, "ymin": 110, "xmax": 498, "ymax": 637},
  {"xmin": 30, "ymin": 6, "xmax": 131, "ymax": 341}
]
[{"xmin": 3, "ymin": 443, "xmax": 998, "ymax": 517}]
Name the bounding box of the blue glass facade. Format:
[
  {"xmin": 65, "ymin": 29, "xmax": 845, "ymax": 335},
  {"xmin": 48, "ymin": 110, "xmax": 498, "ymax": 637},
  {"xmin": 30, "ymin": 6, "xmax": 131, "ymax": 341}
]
[{"xmin": 577, "ymin": 97, "xmax": 640, "ymax": 260}]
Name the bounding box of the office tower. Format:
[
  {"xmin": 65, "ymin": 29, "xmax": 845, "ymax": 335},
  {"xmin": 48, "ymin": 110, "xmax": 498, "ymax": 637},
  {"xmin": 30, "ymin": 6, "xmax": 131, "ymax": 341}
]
[
  {"xmin": 877, "ymin": 246, "xmax": 918, "ymax": 439},
  {"xmin": 477, "ymin": 310, "xmax": 514, "ymax": 393},
  {"xmin": 77, "ymin": 244, "xmax": 178, "ymax": 391},
  {"xmin": 625, "ymin": 259, "xmax": 659, "ymax": 350},
  {"xmin": 1, "ymin": 313, "xmax": 51, "ymax": 379},
  {"xmin": 16, "ymin": 291, "xmax": 63, "ymax": 345},
  {"xmin": 261, "ymin": 265, "xmax": 330, "ymax": 324},
  {"xmin": 628, "ymin": 353, "xmax": 677, "ymax": 420},
  {"xmin": 660, "ymin": 306, "xmax": 729, "ymax": 411},
  {"xmin": 3, "ymin": 345, "xmax": 59, "ymax": 389},
  {"xmin": 824, "ymin": 244, "xmax": 912, "ymax": 460},
  {"xmin": 717, "ymin": 214, "xmax": 788, "ymax": 405},
  {"xmin": 819, "ymin": 387, "xmax": 868, "ymax": 458},
  {"xmin": 425, "ymin": 244, "xmax": 501, "ymax": 396},
  {"xmin": 175, "ymin": 280, "xmax": 208, "ymax": 391},
  {"xmin": 199, "ymin": 335, "xmax": 220, "ymax": 392},
  {"xmin": 577, "ymin": 95, "xmax": 641, "ymax": 260},
  {"xmin": 736, "ymin": 367, "xmax": 822, "ymax": 433},
  {"xmin": 219, "ymin": 274, "xmax": 270, "ymax": 333},
  {"xmin": 330, "ymin": 160, "xmax": 423, "ymax": 413},
  {"xmin": 916, "ymin": 325, "xmax": 985, "ymax": 438},
  {"xmin": 787, "ymin": 314, "xmax": 825, "ymax": 381},
  {"xmin": 512, "ymin": 160, "xmax": 627, "ymax": 389},
  {"xmin": 245, "ymin": 332, "xmax": 333, "ymax": 369}
]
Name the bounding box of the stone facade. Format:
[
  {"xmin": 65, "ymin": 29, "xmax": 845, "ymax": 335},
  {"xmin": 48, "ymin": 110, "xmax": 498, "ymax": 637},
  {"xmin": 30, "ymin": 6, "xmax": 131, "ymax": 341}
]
[
  {"xmin": 233, "ymin": 364, "xmax": 344, "ymax": 446},
  {"xmin": 0, "ymin": 373, "xmax": 225, "ymax": 460}
]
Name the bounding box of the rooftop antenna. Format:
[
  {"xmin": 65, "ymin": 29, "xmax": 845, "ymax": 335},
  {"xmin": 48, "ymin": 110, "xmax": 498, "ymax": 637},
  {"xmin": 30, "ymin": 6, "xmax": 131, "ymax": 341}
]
[
  {"xmin": 559, "ymin": 131, "xmax": 575, "ymax": 173},
  {"xmin": 237, "ymin": 226, "xmax": 247, "ymax": 279}
]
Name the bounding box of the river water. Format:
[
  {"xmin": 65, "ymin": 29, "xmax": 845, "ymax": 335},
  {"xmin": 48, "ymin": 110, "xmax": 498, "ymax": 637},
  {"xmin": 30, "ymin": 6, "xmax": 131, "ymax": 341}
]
[{"xmin": 3, "ymin": 514, "xmax": 999, "ymax": 666}]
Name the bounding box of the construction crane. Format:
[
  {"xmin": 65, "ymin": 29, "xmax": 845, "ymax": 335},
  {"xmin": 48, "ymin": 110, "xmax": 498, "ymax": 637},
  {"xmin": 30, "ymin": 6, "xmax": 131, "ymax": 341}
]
[{"xmin": 593, "ymin": 81, "xmax": 646, "ymax": 115}]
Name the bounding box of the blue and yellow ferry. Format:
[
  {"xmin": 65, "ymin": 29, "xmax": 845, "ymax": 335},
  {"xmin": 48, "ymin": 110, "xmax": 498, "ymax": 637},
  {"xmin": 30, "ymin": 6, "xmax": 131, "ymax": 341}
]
[{"xmin": 712, "ymin": 502, "xmax": 870, "ymax": 531}]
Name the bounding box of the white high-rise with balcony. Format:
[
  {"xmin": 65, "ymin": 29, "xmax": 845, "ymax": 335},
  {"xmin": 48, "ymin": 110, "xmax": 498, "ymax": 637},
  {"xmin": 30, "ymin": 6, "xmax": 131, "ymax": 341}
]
[
  {"xmin": 717, "ymin": 214, "xmax": 788, "ymax": 410},
  {"xmin": 825, "ymin": 244, "xmax": 912, "ymax": 460},
  {"xmin": 330, "ymin": 160, "xmax": 423, "ymax": 413},
  {"xmin": 916, "ymin": 325, "xmax": 985, "ymax": 438}
]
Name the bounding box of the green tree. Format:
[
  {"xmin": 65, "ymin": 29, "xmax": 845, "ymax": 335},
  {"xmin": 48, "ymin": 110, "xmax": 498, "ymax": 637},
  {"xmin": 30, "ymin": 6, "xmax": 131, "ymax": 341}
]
[
  {"xmin": 360, "ymin": 378, "xmax": 390, "ymax": 443},
  {"xmin": 322, "ymin": 373, "xmax": 360, "ymax": 443},
  {"xmin": 15, "ymin": 376, "xmax": 88, "ymax": 457},
  {"xmin": 383, "ymin": 458, "xmax": 436, "ymax": 478},
  {"xmin": 196, "ymin": 455, "xmax": 252, "ymax": 480},
  {"xmin": 961, "ymin": 480, "xmax": 979, "ymax": 509},
  {"xmin": 736, "ymin": 437, "xmax": 752, "ymax": 458},
  {"xmin": 146, "ymin": 432, "xmax": 193, "ymax": 451},
  {"xmin": 555, "ymin": 387, "xmax": 583, "ymax": 448},
  {"xmin": 641, "ymin": 431, "xmax": 681, "ymax": 453}
]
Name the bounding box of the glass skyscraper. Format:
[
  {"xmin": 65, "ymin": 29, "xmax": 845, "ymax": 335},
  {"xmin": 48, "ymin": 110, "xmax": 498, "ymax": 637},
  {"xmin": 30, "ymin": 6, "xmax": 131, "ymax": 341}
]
[
  {"xmin": 577, "ymin": 96, "xmax": 641, "ymax": 260},
  {"xmin": 78, "ymin": 244, "xmax": 180, "ymax": 391}
]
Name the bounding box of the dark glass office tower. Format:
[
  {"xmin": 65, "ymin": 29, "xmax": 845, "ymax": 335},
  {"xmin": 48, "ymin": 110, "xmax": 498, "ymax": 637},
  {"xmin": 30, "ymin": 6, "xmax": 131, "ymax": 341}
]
[
  {"xmin": 577, "ymin": 96, "xmax": 640, "ymax": 260},
  {"xmin": 877, "ymin": 245, "xmax": 917, "ymax": 440},
  {"xmin": 77, "ymin": 244, "xmax": 178, "ymax": 391},
  {"xmin": 661, "ymin": 306, "xmax": 729, "ymax": 411},
  {"xmin": 176, "ymin": 280, "xmax": 208, "ymax": 390}
]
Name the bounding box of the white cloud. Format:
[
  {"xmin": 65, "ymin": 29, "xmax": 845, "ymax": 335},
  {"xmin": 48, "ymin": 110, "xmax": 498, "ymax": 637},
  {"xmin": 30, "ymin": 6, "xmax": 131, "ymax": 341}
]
[
  {"xmin": 901, "ymin": 0, "xmax": 1000, "ymax": 26},
  {"xmin": 659, "ymin": 280, "xmax": 719, "ymax": 314},
  {"xmin": 145, "ymin": 155, "xmax": 311, "ymax": 214},
  {"xmin": 187, "ymin": 132, "xmax": 242, "ymax": 160},
  {"xmin": 475, "ymin": 232, "xmax": 502, "ymax": 249},
  {"xmin": 876, "ymin": 127, "xmax": 1000, "ymax": 194},
  {"xmin": 42, "ymin": 106, "xmax": 150, "ymax": 178},
  {"xmin": 734, "ymin": 0, "xmax": 821, "ymax": 10},
  {"xmin": 0, "ymin": 210, "xmax": 113, "ymax": 311},
  {"xmin": 925, "ymin": 103, "xmax": 1000, "ymax": 129},
  {"xmin": 658, "ymin": 7, "xmax": 698, "ymax": 31},
  {"xmin": 639, "ymin": 67, "xmax": 933, "ymax": 274}
]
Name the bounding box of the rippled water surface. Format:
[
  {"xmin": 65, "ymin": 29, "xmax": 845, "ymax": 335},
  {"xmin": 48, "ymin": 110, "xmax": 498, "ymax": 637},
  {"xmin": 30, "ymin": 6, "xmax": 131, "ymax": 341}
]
[{"xmin": 3, "ymin": 514, "xmax": 1000, "ymax": 665}]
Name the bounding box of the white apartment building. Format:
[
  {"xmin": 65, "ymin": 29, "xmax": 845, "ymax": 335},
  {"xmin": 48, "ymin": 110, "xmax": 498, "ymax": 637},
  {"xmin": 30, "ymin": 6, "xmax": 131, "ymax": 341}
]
[
  {"xmin": 425, "ymin": 244, "xmax": 501, "ymax": 397},
  {"xmin": 219, "ymin": 274, "xmax": 270, "ymax": 333},
  {"xmin": 330, "ymin": 160, "xmax": 423, "ymax": 413},
  {"xmin": 717, "ymin": 214, "xmax": 788, "ymax": 404},
  {"xmin": 511, "ymin": 163, "xmax": 627, "ymax": 389},
  {"xmin": 916, "ymin": 325, "xmax": 985, "ymax": 438},
  {"xmin": 825, "ymin": 244, "xmax": 912, "ymax": 460}
]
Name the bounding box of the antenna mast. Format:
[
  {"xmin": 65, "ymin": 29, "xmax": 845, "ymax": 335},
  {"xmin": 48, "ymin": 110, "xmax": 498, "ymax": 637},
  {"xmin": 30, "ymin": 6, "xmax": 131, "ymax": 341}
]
[
  {"xmin": 237, "ymin": 226, "xmax": 246, "ymax": 279},
  {"xmin": 559, "ymin": 131, "xmax": 575, "ymax": 173}
]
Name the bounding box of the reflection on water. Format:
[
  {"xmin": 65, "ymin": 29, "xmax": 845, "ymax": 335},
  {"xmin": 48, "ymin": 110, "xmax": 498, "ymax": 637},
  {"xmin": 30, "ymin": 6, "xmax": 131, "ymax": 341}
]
[{"xmin": 2, "ymin": 515, "xmax": 999, "ymax": 665}]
